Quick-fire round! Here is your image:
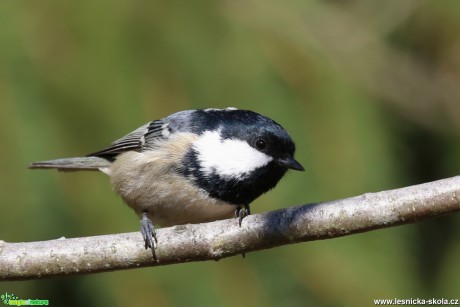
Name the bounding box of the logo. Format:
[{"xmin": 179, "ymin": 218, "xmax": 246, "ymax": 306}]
[{"xmin": 1, "ymin": 293, "xmax": 49, "ymax": 306}]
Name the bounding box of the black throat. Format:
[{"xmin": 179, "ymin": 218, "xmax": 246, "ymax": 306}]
[{"xmin": 180, "ymin": 150, "xmax": 288, "ymax": 205}]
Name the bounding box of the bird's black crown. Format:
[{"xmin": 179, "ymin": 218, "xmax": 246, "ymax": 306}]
[{"xmin": 179, "ymin": 109, "xmax": 299, "ymax": 205}]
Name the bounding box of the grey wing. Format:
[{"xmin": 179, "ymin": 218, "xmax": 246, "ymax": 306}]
[{"xmin": 88, "ymin": 120, "xmax": 167, "ymax": 159}]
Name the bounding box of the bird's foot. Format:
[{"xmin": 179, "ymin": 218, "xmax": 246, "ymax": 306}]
[
  {"xmin": 141, "ymin": 211, "xmax": 157, "ymax": 251},
  {"xmin": 235, "ymin": 204, "xmax": 250, "ymax": 227}
]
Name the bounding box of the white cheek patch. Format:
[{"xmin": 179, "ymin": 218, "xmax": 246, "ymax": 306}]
[{"xmin": 193, "ymin": 130, "xmax": 273, "ymax": 179}]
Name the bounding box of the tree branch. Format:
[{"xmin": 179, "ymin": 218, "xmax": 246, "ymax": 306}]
[{"xmin": 1, "ymin": 176, "xmax": 460, "ymax": 281}]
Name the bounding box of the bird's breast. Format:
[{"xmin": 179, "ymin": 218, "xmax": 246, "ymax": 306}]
[{"xmin": 108, "ymin": 133, "xmax": 237, "ymax": 226}]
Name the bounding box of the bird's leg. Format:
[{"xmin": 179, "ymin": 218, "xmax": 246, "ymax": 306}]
[
  {"xmin": 140, "ymin": 211, "xmax": 157, "ymax": 250},
  {"xmin": 235, "ymin": 204, "xmax": 251, "ymax": 227},
  {"xmin": 236, "ymin": 205, "xmax": 251, "ymax": 258}
]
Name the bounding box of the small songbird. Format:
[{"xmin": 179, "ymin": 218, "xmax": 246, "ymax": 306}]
[{"xmin": 30, "ymin": 108, "xmax": 304, "ymax": 251}]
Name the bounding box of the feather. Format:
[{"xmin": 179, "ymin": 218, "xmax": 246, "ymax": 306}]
[
  {"xmin": 29, "ymin": 157, "xmax": 111, "ymax": 171},
  {"xmin": 87, "ymin": 120, "xmax": 166, "ymax": 159}
]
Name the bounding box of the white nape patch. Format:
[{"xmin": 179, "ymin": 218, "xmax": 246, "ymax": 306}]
[
  {"xmin": 161, "ymin": 123, "xmax": 170, "ymax": 137},
  {"xmin": 203, "ymin": 107, "xmax": 238, "ymax": 112},
  {"xmin": 140, "ymin": 126, "xmax": 149, "ymax": 147},
  {"xmin": 193, "ymin": 130, "xmax": 273, "ymax": 179}
]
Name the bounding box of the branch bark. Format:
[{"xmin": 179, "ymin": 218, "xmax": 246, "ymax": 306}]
[{"xmin": 1, "ymin": 176, "xmax": 460, "ymax": 281}]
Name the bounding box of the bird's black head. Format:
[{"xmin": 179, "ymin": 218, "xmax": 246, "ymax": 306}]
[{"xmin": 180, "ymin": 108, "xmax": 304, "ymax": 205}]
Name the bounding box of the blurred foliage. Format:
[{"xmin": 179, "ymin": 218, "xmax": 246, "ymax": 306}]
[{"xmin": 1, "ymin": 0, "xmax": 460, "ymax": 306}]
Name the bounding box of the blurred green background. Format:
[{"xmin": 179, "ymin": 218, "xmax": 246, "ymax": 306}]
[{"xmin": 1, "ymin": 0, "xmax": 460, "ymax": 306}]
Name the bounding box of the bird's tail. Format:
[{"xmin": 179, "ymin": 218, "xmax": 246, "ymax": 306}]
[{"xmin": 29, "ymin": 157, "xmax": 111, "ymax": 171}]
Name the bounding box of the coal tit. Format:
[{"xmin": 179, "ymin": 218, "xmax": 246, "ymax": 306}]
[{"xmin": 30, "ymin": 108, "xmax": 304, "ymax": 251}]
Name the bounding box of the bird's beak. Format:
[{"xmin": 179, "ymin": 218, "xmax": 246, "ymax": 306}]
[{"xmin": 278, "ymin": 157, "xmax": 305, "ymax": 171}]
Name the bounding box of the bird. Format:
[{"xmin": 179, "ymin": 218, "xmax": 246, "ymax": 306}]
[{"xmin": 30, "ymin": 107, "xmax": 304, "ymax": 252}]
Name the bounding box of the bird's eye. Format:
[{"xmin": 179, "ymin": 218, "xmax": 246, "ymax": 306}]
[{"xmin": 255, "ymin": 138, "xmax": 268, "ymax": 151}]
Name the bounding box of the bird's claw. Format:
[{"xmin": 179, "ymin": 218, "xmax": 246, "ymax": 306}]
[
  {"xmin": 141, "ymin": 212, "xmax": 157, "ymax": 250},
  {"xmin": 235, "ymin": 205, "xmax": 250, "ymax": 227}
]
